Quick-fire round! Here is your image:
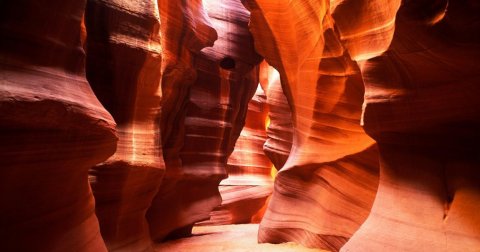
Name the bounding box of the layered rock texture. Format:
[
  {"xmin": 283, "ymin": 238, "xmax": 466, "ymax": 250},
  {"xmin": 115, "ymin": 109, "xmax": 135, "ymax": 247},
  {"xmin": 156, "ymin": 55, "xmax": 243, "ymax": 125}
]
[
  {"xmin": 0, "ymin": 0, "xmax": 116, "ymax": 251},
  {"xmin": 203, "ymin": 85, "xmax": 274, "ymax": 225},
  {"xmin": 243, "ymin": 0, "xmax": 380, "ymax": 250},
  {"xmin": 244, "ymin": 0, "xmax": 480, "ymax": 251},
  {"xmin": 262, "ymin": 64, "xmax": 293, "ymax": 170},
  {"xmin": 146, "ymin": 0, "xmax": 218, "ymax": 241},
  {"xmin": 340, "ymin": 1, "xmax": 480, "ymax": 251},
  {"xmin": 84, "ymin": 0, "xmax": 164, "ymax": 251},
  {"xmin": 146, "ymin": 0, "xmax": 263, "ymax": 241}
]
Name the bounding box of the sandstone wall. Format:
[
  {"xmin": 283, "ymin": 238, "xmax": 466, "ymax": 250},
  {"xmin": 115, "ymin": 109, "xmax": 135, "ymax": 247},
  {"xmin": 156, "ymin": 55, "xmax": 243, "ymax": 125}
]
[
  {"xmin": 0, "ymin": 0, "xmax": 117, "ymax": 250},
  {"xmin": 84, "ymin": 0, "xmax": 165, "ymax": 250}
]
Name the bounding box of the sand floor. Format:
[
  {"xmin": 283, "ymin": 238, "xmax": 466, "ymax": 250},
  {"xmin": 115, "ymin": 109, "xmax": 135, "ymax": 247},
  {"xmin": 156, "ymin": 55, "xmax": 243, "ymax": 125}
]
[{"xmin": 154, "ymin": 224, "xmax": 327, "ymax": 252}]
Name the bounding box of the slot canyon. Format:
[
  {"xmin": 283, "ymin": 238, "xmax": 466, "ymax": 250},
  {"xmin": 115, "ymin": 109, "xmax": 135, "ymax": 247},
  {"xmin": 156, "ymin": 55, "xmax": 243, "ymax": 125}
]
[{"xmin": 1, "ymin": 0, "xmax": 479, "ymax": 251}]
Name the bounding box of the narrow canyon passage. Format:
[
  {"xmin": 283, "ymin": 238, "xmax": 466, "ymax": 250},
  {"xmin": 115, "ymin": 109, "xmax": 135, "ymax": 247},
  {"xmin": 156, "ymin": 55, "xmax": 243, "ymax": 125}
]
[{"xmin": 1, "ymin": 0, "xmax": 479, "ymax": 252}]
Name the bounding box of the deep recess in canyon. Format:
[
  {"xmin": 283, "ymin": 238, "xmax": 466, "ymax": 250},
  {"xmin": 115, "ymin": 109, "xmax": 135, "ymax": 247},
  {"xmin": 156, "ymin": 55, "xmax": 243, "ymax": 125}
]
[{"xmin": 1, "ymin": 0, "xmax": 479, "ymax": 251}]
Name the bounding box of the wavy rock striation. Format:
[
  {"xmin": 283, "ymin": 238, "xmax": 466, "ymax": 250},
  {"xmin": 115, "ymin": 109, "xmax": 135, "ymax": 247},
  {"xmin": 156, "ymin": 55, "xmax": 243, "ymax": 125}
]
[
  {"xmin": 243, "ymin": 0, "xmax": 380, "ymax": 250},
  {"xmin": 147, "ymin": 0, "xmax": 262, "ymax": 241},
  {"xmin": 146, "ymin": 0, "xmax": 218, "ymax": 242},
  {"xmin": 203, "ymin": 85, "xmax": 273, "ymax": 225},
  {"xmin": 262, "ymin": 64, "xmax": 293, "ymax": 170},
  {"xmin": 341, "ymin": 1, "xmax": 480, "ymax": 251},
  {"xmin": 84, "ymin": 0, "xmax": 165, "ymax": 251},
  {"xmin": 0, "ymin": 0, "xmax": 117, "ymax": 251}
]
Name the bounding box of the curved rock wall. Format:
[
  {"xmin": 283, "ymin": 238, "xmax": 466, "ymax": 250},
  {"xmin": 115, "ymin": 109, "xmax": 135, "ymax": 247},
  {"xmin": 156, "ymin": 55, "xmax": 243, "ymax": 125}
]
[
  {"xmin": 145, "ymin": 0, "xmax": 218, "ymax": 242},
  {"xmin": 204, "ymin": 85, "xmax": 273, "ymax": 225},
  {"xmin": 84, "ymin": 0, "xmax": 165, "ymax": 251},
  {"xmin": 243, "ymin": 0, "xmax": 380, "ymax": 250},
  {"xmin": 342, "ymin": 1, "xmax": 480, "ymax": 251},
  {"xmin": 0, "ymin": 0, "xmax": 117, "ymax": 251},
  {"xmin": 262, "ymin": 64, "xmax": 293, "ymax": 170},
  {"xmin": 147, "ymin": 0, "xmax": 262, "ymax": 241},
  {"xmin": 244, "ymin": 0, "xmax": 480, "ymax": 251}
]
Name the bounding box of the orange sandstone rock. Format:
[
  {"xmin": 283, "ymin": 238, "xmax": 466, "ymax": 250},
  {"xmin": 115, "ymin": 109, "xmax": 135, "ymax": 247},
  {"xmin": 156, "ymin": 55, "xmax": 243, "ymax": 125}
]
[
  {"xmin": 203, "ymin": 85, "xmax": 273, "ymax": 225},
  {"xmin": 243, "ymin": 0, "xmax": 379, "ymax": 250},
  {"xmin": 84, "ymin": 0, "xmax": 165, "ymax": 251},
  {"xmin": 342, "ymin": 1, "xmax": 480, "ymax": 251},
  {"xmin": 262, "ymin": 64, "xmax": 293, "ymax": 170},
  {"xmin": 146, "ymin": 0, "xmax": 218, "ymax": 242},
  {"xmin": 147, "ymin": 0, "xmax": 262, "ymax": 241}
]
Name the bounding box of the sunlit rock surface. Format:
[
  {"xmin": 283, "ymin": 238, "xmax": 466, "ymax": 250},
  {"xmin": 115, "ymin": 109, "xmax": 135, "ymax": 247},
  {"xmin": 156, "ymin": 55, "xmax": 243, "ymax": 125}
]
[
  {"xmin": 262, "ymin": 64, "xmax": 293, "ymax": 170},
  {"xmin": 243, "ymin": 0, "xmax": 380, "ymax": 250},
  {"xmin": 342, "ymin": 1, "xmax": 480, "ymax": 251},
  {"xmin": 202, "ymin": 85, "xmax": 273, "ymax": 225},
  {"xmin": 0, "ymin": 0, "xmax": 117, "ymax": 251},
  {"xmin": 147, "ymin": 0, "xmax": 262, "ymax": 241},
  {"xmin": 145, "ymin": 0, "xmax": 217, "ymax": 242},
  {"xmin": 84, "ymin": 0, "xmax": 165, "ymax": 251}
]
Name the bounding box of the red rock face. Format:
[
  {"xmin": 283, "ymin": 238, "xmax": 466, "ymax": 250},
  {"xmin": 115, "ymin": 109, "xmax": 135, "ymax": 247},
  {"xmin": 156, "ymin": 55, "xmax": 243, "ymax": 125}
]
[
  {"xmin": 262, "ymin": 64, "xmax": 293, "ymax": 170},
  {"xmin": 202, "ymin": 85, "xmax": 273, "ymax": 225},
  {"xmin": 244, "ymin": 0, "xmax": 480, "ymax": 251},
  {"xmin": 243, "ymin": 0, "xmax": 380, "ymax": 250},
  {"xmin": 84, "ymin": 0, "xmax": 165, "ymax": 251},
  {"xmin": 0, "ymin": 0, "xmax": 116, "ymax": 251},
  {"xmin": 145, "ymin": 0, "xmax": 217, "ymax": 242},
  {"xmin": 147, "ymin": 0, "xmax": 262, "ymax": 241},
  {"xmin": 341, "ymin": 1, "xmax": 480, "ymax": 251}
]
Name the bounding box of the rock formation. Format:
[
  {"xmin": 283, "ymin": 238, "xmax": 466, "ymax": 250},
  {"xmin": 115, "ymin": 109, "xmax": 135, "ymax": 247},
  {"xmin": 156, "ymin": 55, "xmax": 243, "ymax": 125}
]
[
  {"xmin": 340, "ymin": 0, "xmax": 480, "ymax": 251},
  {"xmin": 203, "ymin": 85, "xmax": 273, "ymax": 225},
  {"xmin": 0, "ymin": 0, "xmax": 117, "ymax": 251},
  {"xmin": 84, "ymin": 0, "xmax": 165, "ymax": 251},
  {"xmin": 262, "ymin": 64, "xmax": 293, "ymax": 170},
  {"xmin": 145, "ymin": 0, "xmax": 218, "ymax": 242},
  {"xmin": 243, "ymin": 0, "xmax": 380, "ymax": 250},
  {"xmin": 147, "ymin": 0, "xmax": 263, "ymax": 241}
]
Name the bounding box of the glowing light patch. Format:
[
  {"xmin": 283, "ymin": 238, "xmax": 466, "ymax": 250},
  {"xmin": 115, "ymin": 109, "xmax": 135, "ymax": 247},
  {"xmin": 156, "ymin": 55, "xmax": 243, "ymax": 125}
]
[{"xmin": 270, "ymin": 164, "xmax": 277, "ymax": 178}]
